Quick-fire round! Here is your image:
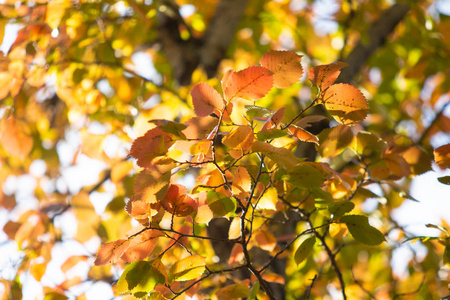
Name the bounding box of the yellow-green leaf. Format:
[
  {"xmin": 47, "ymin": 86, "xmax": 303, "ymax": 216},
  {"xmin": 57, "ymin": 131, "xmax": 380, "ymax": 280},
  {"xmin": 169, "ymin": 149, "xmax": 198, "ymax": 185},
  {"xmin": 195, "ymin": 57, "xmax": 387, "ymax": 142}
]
[
  {"xmin": 340, "ymin": 215, "xmax": 385, "ymax": 246},
  {"xmin": 295, "ymin": 236, "xmax": 316, "ymax": 265},
  {"xmin": 169, "ymin": 255, "xmax": 206, "ymax": 282}
]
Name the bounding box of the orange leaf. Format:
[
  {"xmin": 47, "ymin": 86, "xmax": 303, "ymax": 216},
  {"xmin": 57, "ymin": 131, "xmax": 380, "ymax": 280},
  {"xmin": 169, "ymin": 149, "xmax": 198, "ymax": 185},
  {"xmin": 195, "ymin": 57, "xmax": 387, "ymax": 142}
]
[
  {"xmin": 0, "ymin": 116, "xmax": 33, "ymax": 160},
  {"xmin": 222, "ymin": 125, "xmax": 254, "ymax": 151},
  {"xmin": 322, "ymin": 84, "xmax": 369, "ymax": 126},
  {"xmin": 121, "ymin": 229, "xmax": 163, "ymax": 262},
  {"xmin": 61, "ymin": 256, "xmax": 88, "ymax": 273},
  {"xmin": 0, "ymin": 72, "xmax": 13, "ymax": 99},
  {"xmin": 254, "ymin": 231, "xmax": 277, "ymax": 252},
  {"xmin": 191, "ymin": 82, "xmax": 225, "ymax": 117},
  {"xmin": 228, "ymin": 217, "xmax": 241, "ymax": 240},
  {"xmin": 434, "ymin": 144, "xmax": 450, "ymax": 170},
  {"xmin": 222, "ymin": 66, "xmax": 273, "ymax": 102},
  {"xmin": 231, "ymin": 166, "xmax": 252, "ymax": 201},
  {"xmin": 308, "ymin": 61, "xmax": 348, "ymax": 90},
  {"xmin": 130, "ymin": 128, "xmax": 174, "ymax": 168},
  {"xmin": 383, "ymin": 153, "xmax": 411, "ymax": 178},
  {"xmin": 260, "ymin": 107, "xmax": 285, "ymax": 132},
  {"xmin": 287, "ymin": 124, "xmax": 318, "ymax": 144},
  {"xmin": 94, "ymin": 239, "xmax": 131, "ymax": 266},
  {"xmin": 228, "ymin": 244, "xmax": 245, "ymax": 265},
  {"xmin": 133, "ymin": 161, "xmax": 173, "ymax": 203},
  {"xmin": 260, "ymin": 50, "xmax": 303, "ymax": 88},
  {"xmin": 182, "ymin": 116, "xmax": 219, "ymax": 140}
]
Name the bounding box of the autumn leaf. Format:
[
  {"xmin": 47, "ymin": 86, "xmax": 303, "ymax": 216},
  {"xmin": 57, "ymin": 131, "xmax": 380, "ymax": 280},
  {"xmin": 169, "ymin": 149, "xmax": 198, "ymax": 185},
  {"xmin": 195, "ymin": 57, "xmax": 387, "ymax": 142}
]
[
  {"xmin": 251, "ymin": 141, "xmax": 298, "ymax": 170},
  {"xmin": 256, "ymin": 186, "xmax": 278, "ymax": 211},
  {"xmin": 116, "ymin": 260, "xmax": 166, "ymax": 295},
  {"xmin": 130, "ymin": 128, "xmax": 174, "ymax": 168},
  {"xmin": 231, "ymin": 166, "xmax": 252, "ymax": 201},
  {"xmin": 0, "ymin": 116, "xmax": 33, "ymax": 160},
  {"xmin": 94, "ymin": 239, "xmax": 131, "ymax": 266},
  {"xmin": 190, "ymin": 82, "xmax": 225, "ymax": 117},
  {"xmin": 46, "ymin": 0, "xmax": 70, "ymax": 29},
  {"xmin": 160, "ymin": 184, "xmax": 198, "ymax": 217},
  {"xmin": 222, "ymin": 66, "xmax": 273, "ymax": 102},
  {"xmin": 434, "ymin": 144, "xmax": 450, "ymax": 170},
  {"xmin": 120, "ymin": 229, "xmax": 164, "ymax": 263},
  {"xmin": 228, "ymin": 244, "xmax": 245, "ymax": 265},
  {"xmin": 216, "ymin": 284, "xmax": 251, "ymax": 299},
  {"xmin": 169, "ymin": 255, "xmax": 206, "ymax": 282},
  {"xmin": 260, "ymin": 50, "xmax": 303, "ymax": 88},
  {"xmin": 254, "ymin": 231, "xmax": 277, "ymax": 252},
  {"xmin": 340, "ymin": 215, "xmax": 386, "ymax": 246},
  {"xmin": 294, "ymin": 236, "xmax": 316, "ymax": 265},
  {"xmin": 206, "ymin": 190, "xmax": 236, "ymax": 217},
  {"xmin": 282, "ymin": 162, "xmax": 328, "ymax": 188},
  {"xmin": 222, "ymin": 125, "xmax": 255, "ymax": 158},
  {"xmin": 321, "ymin": 84, "xmax": 369, "ymax": 126},
  {"xmin": 287, "ymin": 124, "xmax": 319, "ymax": 145},
  {"xmin": 260, "ymin": 107, "xmax": 285, "ymax": 132},
  {"xmin": 308, "ymin": 61, "xmax": 348, "ymax": 90}
]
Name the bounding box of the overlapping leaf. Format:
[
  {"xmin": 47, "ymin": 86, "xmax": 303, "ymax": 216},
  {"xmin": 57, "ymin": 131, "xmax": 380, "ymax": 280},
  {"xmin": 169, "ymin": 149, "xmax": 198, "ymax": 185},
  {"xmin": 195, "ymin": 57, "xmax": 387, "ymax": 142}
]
[
  {"xmin": 222, "ymin": 66, "xmax": 273, "ymax": 102},
  {"xmin": 190, "ymin": 82, "xmax": 225, "ymax": 117},
  {"xmin": 340, "ymin": 215, "xmax": 386, "ymax": 246},
  {"xmin": 322, "ymin": 84, "xmax": 369, "ymax": 126},
  {"xmin": 308, "ymin": 61, "xmax": 348, "ymax": 90},
  {"xmin": 260, "ymin": 50, "xmax": 303, "ymax": 88},
  {"xmin": 116, "ymin": 260, "xmax": 166, "ymax": 295},
  {"xmin": 169, "ymin": 255, "xmax": 206, "ymax": 282}
]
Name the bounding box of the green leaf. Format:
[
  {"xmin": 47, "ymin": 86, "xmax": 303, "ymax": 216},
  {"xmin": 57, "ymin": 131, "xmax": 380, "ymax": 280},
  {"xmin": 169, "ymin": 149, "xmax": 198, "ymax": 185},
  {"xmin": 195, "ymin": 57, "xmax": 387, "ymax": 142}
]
[
  {"xmin": 340, "ymin": 215, "xmax": 386, "ymax": 246},
  {"xmin": 438, "ymin": 176, "xmax": 450, "ymax": 185},
  {"xmin": 216, "ymin": 284, "xmax": 251, "ymax": 299},
  {"xmin": 328, "ymin": 201, "xmax": 355, "ymax": 219},
  {"xmin": 248, "ymin": 281, "xmax": 260, "ymax": 300},
  {"xmin": 444, "ymin": 240, "xmax": 450, "ymax": 266},
  {"xmin": 256, "ymin": 128, "xmax": 288, "ymax": 141},
  {"xmin": 116, "ymin": 260, "xmax": 165, "ymax": 295},
  {"xmin": 169, "ymin": 255, "xmax": 206, "ymax": 282},
  {"xmin": 206, "ymin": 190, "xmax": 236, "ymax": 217},
  {"xmin": 295, "ymin": 236, "xmax": 316, "ymax": 265},
  {"xmin": 282, "ymin": 163, "xmax": 327, "ymax": 188},
  {"xmin": 245, "ymin": 105, "xmax": 272, "ymax": 120}
]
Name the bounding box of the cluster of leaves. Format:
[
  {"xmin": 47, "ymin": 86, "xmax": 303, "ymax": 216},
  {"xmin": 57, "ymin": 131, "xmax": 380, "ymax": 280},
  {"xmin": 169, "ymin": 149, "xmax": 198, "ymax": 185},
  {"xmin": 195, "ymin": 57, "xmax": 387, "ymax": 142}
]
[
  {"xmin": 1, "ymin": 0, "xmax": 450, "ymax": 299},
  {"xmin": 91, "ymin": 50, "xmax": 446, "ymax": 299}
]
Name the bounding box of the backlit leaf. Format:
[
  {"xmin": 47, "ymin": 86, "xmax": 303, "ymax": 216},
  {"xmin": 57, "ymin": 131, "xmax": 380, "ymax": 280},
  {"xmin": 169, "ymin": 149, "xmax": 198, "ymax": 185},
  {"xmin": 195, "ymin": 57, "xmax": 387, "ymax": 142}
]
[
  {"xmin": 260, "ymin": 107, "xmax": 285, "ymax": 132},
  {"xmin": 206, "ymin": 190, "xmax": 236, "ymax": 217},
  {"xmin": 308, "ymin": 61, "xmax": 348, "ymax": 90},
  {"xmin": 228, "ymin": 217, "xmax": 241, "ymax": 240},
  {"xmin": 169, "ymin": 255, "xmax": 206, "ymax": 282},
  {"xmin": 231, "ymin": 166, "xmax": 252, "ymax": 201},
  {"xmin": 0, "ymin": 116, "xmax": 33, "ymax": 160},
  {"xmin": 317, "ymin": 125, "xmax": 354, "ymax": 157},
  {"xmin": 222, "ymin": 66, "xmax": 273, "ymax": 102},
  {"xmin": 328, "ymin": 201, "xmax": 355, "ymax": 219},
  {"xmin": 245, "ymin": 105, "xmax": 273, "ymax": 120},
  {"xmin": 161, "ymin": 184, "xmax": 198, "ymax": 217},
  {"xmin": 121, "ymin": 229, "xmax": 163, "ymax": 263},
  {"xmin": 130, "ymin": 128, "xmax": 174, "ymax": 168},
  {"xmin": 216, "ymin": 284, "xmax": 251, "ymax": 299},
  {"xmin": 116, "ymin": 260, "xmax": 166, "ymax": 294},
  {"xmin": 94, "ymin": 239, "xmax": 131, "ymax": 266},
  {"xmin": 282, "ymin": 162, "xmax": 328, "ymax": 188},
  {"xmin": 256, "ymin": 186, "xmax": 278, "ymax": 211},
  {"xmin": 434, "ymin": 144, "xmax": 450, "ymax": 170},
  {"xmin": 46, "ymin": 0, "xmax": 70, "ymax": 29},
  {"xmin": 287, "ymin": 124, "xmax": 319, "ymax": 144},
  {"xmin": 228, "ymin": 244, "xmax": 245, "ymax": 265},
  {"xmin": 322, "ymin": 84, "xmax": 369, "ymax": 126},
  {"xmin": 190, "ymin": 82, "xmax": 225, "ymax": 117},
  {"xmin": 295, "ymin": 236, "xmax": 316, "ymax": 265},
  {"xmin": 254, "ymin": 231, "xmax": 277, "ymax": 252},
  {"xmin": 251, "ymin": 141, "xmax": 298, "ymax": 170},
  {"xmin": 340, "ymin": 215, "xmax": 386, "ymax": 246},
  {"xmin": 260, "ymin": 50, "xmax": 303, "ymax": 88},
  {"xmin": 222, "ymin": 125, "xmax": 254, "ymax": 152}
]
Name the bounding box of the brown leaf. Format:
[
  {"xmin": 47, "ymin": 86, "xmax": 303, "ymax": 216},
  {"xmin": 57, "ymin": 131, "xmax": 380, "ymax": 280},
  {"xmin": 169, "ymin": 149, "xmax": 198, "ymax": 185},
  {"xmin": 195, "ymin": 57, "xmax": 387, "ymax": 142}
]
[
  {"xmin": 260, "ymin": 50, "xmax": 303, "ymax": 88},
  {"xmin": 222, "ymin": 66, "xmax": 273, "ymax": 102}
]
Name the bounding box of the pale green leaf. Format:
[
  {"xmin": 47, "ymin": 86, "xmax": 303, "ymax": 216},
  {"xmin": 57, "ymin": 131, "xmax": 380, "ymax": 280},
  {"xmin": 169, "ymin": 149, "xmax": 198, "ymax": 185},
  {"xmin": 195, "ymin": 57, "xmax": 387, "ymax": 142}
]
[
  {"xmin": 340, "ymin": 215, "xmax": 386, "ymax": 246},
  {"xmin": 295, "ymin": 236, "xmax": 316, "ymax": 265}
]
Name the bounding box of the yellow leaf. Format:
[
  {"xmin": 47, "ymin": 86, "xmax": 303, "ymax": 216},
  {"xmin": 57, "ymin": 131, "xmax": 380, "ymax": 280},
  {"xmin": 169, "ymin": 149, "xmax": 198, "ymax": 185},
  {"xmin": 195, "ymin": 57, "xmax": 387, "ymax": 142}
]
[
  {"xmin": 256, "ymin": 186, "xmax": 277, "ymax": 211},
  {"xmin": 0, "ymin": 116, "xmax": 33, "ymax": 160},
  {"xmin": 169, "ymin": 255, "xmax": 206, "ymax": 282},
  {"xmin": 30, "ymin": 263, "xmax": 46, "ymax": 281},
  {"xmin": 231, "ymin": 166, "xmax": 252, "ymax": 201},
  {"xmin": 228, "ymin": 217, "xmax": 241, "ymax": 239},
  {"xmin": 222, "ymin": 125, "xmax": 254, "ymax": 151},
  {"xmin": 46, "ymin": 0, "xmax": 70, "ymax": 29}
]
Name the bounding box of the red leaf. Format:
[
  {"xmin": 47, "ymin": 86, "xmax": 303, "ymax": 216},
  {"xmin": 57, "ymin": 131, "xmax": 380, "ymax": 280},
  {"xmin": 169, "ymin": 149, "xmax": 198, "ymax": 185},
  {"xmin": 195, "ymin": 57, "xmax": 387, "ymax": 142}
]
[
  {"xmin": 222, "ymin": 66, "xmax": 273, "ymax": 102},
  {"xmin": 94, "ymin": 239, "xmax": 131, "ymax": 266},
  {"xmin": 308, "ymin": 61, "xmax": 348, "ymax": 90},
  {"xmin": 260, "ymin": 50, "xmax": 303, "ymax": 88},
  {"xmin": 322, "ymin": 84, "xmax": 369, "ymax": 126},
  {"xmin": 190, "ymin": 82, "xmax": 225, "ymax": 117},
  {"xmin": 161, "ymin": 184, "xmax": 198, "ymax": 217}
]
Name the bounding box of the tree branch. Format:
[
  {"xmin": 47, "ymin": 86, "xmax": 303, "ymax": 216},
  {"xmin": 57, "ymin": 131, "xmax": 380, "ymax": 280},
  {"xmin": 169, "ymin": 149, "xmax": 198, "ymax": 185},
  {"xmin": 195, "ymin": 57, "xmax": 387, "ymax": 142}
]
[
  {"xmin": 338, "ymin": 3, "xmax": 410, "ymax": 84},
  {"xmin": 199, "ymin": 0, "xmax": 249, "ymax": 77}
]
